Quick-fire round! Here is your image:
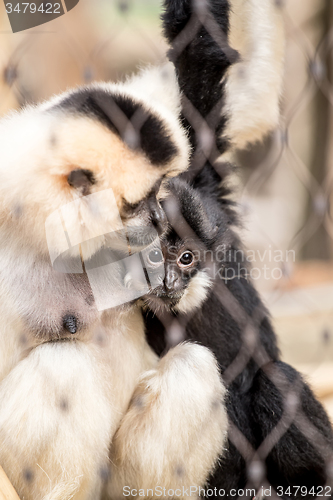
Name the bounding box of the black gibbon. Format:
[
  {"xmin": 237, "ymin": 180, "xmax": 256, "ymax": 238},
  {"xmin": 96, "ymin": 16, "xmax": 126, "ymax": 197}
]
[{"xmin": 144, "ymin": 178, "xmax": 333, "ymax": 498}]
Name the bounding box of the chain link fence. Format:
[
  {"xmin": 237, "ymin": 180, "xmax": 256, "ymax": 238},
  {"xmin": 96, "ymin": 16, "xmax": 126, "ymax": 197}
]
[{"xmin": 0, "ymin": 0, "xmax": 333, "ymax": 498}]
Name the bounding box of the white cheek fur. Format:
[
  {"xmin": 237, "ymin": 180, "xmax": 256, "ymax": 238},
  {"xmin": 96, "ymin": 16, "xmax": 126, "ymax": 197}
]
[{"xmin": 175, "ymin": 270, "xmax": 212, "ymax": 314}]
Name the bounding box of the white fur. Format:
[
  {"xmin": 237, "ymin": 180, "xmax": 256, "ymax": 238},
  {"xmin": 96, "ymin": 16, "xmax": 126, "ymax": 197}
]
[
  {"xmin": 0, "ymin": 305, "xmax": 159, "ymax": 500},
  {"xmin": 0, "ymin": 67, "xmax": 190, "ymax": 262},
  {"xmin": 175, "ymin": 271, "xmax": 213, "ymax": 314}
]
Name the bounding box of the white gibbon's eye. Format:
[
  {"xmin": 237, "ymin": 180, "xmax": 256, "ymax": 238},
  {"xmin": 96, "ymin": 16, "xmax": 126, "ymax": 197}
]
[{"xmin": 177, "ymin": 251, "xmax": 194, "ymax": 268}]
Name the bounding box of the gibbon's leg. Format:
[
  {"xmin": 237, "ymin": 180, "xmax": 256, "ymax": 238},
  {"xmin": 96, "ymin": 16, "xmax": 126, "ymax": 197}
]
[
  {"xmin": 162, "ymin": 0, "xmax": 234, "ymax": 164},
  {"xmin": 0, "ymin": 342, "xmax": 114, "ymax": 500},
  {"xmin": 106, "ymin": 343, "xmax": 228, "ymax": 500},
  {"xmin": 0, "ymin": 315, "xmax": 157, "ymax": 500},
  {"xmin": 250, "ymin": 361, "xmax": 333, "ymax": 498}
]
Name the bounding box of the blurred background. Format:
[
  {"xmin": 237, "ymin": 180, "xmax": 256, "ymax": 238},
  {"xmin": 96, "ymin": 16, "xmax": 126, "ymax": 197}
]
[{"xmin": 0, "ymin": 0, "xmax": 332, "ymax": 418}]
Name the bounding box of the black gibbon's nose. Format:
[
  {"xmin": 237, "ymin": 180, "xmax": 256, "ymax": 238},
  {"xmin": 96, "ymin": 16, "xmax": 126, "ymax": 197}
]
[{"xmin": 164, "ymin": 270, "xmax": 178, "ymax": 291}]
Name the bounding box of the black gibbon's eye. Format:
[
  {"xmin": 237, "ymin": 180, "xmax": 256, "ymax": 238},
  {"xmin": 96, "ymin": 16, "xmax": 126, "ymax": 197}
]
[
  {"xmin": 147, "ymin": 249, "xmax": 164, "ymax": 265},
  {"xmin": 178, "ymin": 251, "xmax": 194, "ymax": 268}
]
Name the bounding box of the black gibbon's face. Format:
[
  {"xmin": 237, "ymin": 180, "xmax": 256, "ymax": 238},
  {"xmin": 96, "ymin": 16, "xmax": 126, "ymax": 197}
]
[{"xmin": 142, "ymin": 177, "xmax": 238, "ymax": 316}]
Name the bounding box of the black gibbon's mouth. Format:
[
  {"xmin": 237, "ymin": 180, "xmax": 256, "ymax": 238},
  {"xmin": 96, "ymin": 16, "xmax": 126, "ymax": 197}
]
[{"xmin": 142, "ymin": 289, "xmax": 184, "ymax": 313}]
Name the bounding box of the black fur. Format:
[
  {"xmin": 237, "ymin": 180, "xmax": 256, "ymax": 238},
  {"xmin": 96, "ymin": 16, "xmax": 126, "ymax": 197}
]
[
  {"xmin": 250, "ymin": 362, "xmax": 333, "ymax": 493},
  {"xmin": 54, "ymin": 89, "xmax": 179, "ymax": 167},
  {"xmin": 162, "ymin": 0, "xmax": 238, "ymax": 187}
]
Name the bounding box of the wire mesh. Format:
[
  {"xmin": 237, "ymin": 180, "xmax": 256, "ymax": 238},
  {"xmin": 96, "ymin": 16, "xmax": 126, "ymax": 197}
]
[{"xmin": 0, "ymin": 0, "xmax": 332, "ymax": 499}]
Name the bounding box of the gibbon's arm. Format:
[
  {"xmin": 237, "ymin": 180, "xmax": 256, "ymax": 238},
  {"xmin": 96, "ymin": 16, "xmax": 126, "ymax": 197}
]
[
  {"xmin": 0, "ymin": 342, "xmax": 114, "ymax": 500},
  {"xmin": 225, "ymin": 0, "xmax": 285, "ymax": 150},
  {"xmin": 162, "ymin": 0, "xmax": 284, "ymax": 160},
  {"xmin": 105, "ymin": 343, "xmax": 228, "ymax": 500}
]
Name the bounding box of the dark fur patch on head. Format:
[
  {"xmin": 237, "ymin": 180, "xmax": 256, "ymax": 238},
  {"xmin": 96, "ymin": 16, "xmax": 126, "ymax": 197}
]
[
  {"xmin": 55, "ymin": 89, "xmax": 179, "ymax": 167},
  {"xmin": 165, "ymin": 178, "xmax": 228, "ymax": 245}
]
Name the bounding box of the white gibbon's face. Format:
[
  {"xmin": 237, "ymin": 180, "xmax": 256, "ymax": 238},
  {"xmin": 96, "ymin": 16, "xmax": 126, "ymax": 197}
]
[
  {"xmin": 0, "ymin": 71, "xmax": 190, "ymax": 340},
  {"xmin": 0, "ymin": 77, "xmax": 190, "ymax": 260}
]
